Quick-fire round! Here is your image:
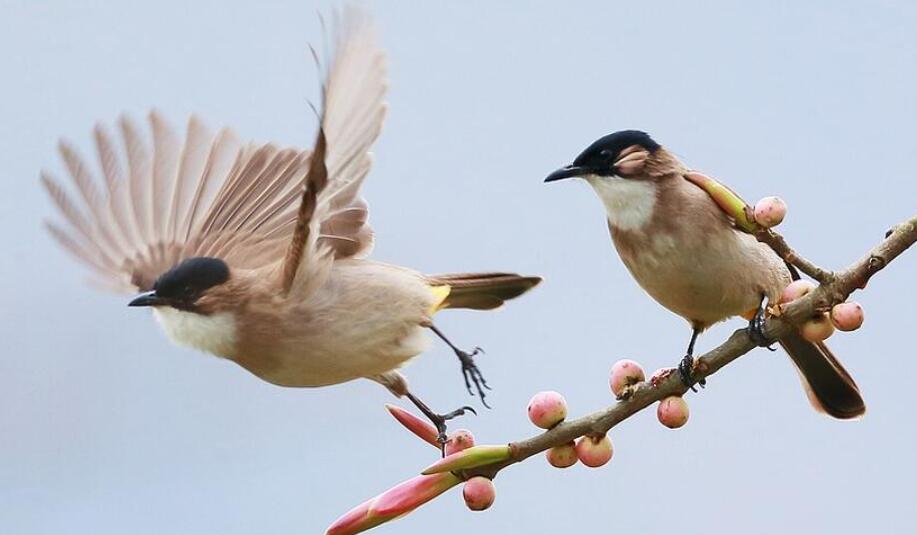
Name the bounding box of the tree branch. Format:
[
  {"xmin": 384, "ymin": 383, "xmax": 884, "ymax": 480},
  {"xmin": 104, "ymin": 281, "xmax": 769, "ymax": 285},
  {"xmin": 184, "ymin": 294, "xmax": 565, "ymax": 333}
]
[
  {"xmin": 752, "ymin": 226, "xmax": 835, "ymax": 284},
  {"xmin": 471, "ymin": 213, "xmax": 917, "ymax": 478}
]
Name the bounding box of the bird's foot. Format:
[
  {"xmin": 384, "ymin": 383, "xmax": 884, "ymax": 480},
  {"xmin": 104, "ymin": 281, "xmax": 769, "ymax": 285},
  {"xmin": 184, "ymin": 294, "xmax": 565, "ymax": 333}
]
[
  {"xmin": 678, "ymin": 354, "xmax": 706, "ymax": 392},
  {"xmin": 429, "ymin": 406, "xmax": 477, "ymax": 455},
  {"xmin": 405, "ymin": 392, "xmax": 476, "ymax": 456},
  {"xmin": 455, "ymin": 346, "xmax": 492, "ymax": 408},
  {"xmin": 747, "ymin": 305, "xmax": 777, "ymax": 351}
]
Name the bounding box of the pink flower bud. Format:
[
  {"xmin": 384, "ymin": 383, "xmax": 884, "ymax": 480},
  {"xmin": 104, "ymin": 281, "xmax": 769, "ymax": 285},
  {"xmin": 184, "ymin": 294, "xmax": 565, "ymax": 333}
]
[
  {"xmin": 462, "ymin": 477, "xmax": 496, "ymax": 511},
  {"xmin": 801, "ymin": 313, "xmax": 835, "ymax": 342},
  {"xmin": 779, "ymin": 279, "xmax": 816, "ymax": 304},
  {"xmin": 753, "ymin": 196, "xmax": 787, "ymax": 228},
  {"xmin": 444, "ymin": 429, "xmax": 476, "ymax": 456},
  {"xmin": 546, "ymin": 441, "xmax": 578, "ymax": 468},
  {"xmin": 574, "ymin": 434, "xmax": 613, "ymax": 467},
  {"xmin": 831, "ymin": 302, "xmax": 864, "ymax": 332},
  {"xmin": 609, "ymin": 359, "xmax": 646, "ymax": 397},
  {"xmin": 385, "ymin": 404, "xmax": 440, "ymax": 448},
  {"xmin": 325, "ymin": 472, "xmax": 461, "ymax": 535},
  {"xmin": 657, "ymin": 396, "xmax": 689, "ymax": 429},
  {"xmin": 527, "ymin": 391, "xmax": 567, "ymax": 429}
]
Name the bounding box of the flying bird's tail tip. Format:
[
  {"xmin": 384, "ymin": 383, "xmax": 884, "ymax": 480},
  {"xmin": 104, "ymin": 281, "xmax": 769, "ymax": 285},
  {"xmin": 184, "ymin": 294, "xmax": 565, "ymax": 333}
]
[{"xmin": 427, "ymin": 272, "xmax": 543, "ymax": 311}]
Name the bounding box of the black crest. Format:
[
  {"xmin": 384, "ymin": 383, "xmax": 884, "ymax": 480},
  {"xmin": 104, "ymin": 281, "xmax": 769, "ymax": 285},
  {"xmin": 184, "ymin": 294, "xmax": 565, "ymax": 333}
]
[
  {"xmin": 154, "ymin": 257, "xmax": 230, "ymax": 302},
  {"xmin": 573, "ymin": 130, "xmax": 660, "ymax": 171}
]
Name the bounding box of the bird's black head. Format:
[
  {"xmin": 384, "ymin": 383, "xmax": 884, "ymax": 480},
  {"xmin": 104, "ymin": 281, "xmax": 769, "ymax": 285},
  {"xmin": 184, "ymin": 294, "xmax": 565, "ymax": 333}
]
[
  {"xmin": 545, "ymin": 130, "xmax": 660, "ymax": 182},
  {"xmin": 128, "ymin": 257, "xmax": 230, "ymax": 311}
]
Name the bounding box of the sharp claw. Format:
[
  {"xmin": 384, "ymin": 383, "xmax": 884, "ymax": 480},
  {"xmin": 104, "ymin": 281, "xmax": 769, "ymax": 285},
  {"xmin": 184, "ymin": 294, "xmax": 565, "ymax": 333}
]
[{"xmin": 678, "ymin": 354, "xmax": 705, "ymax": 392}]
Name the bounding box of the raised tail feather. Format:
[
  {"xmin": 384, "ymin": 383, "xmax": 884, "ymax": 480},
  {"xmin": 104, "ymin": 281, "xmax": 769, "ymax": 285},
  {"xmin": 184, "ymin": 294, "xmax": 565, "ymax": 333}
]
[
  {"xmin": 780, "ymin": 332, "xmax": 866, "ymax": 419},
  {"xmin": 428, "ymin": 272, "xmax": 542, "ymax": 310}
]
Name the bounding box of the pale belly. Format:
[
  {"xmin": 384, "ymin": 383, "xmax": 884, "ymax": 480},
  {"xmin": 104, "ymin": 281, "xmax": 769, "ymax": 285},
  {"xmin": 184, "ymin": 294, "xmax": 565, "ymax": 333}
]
[
  {"xmin": 618, "ymin": 230, "xmax": 785, "ymax": 327},
  {"xmin": 231, "ymin": 261, "xmax": 439, "ymax": 388},
  {"xmin": 251, "ymin": 322, "xmax": 432, "ymax": 388}
]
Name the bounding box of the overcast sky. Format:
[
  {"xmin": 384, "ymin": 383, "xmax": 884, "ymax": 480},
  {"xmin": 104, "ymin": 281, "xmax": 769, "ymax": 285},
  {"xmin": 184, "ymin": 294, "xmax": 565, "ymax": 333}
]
[{"xmin": 2, "ymin": 1, "xmax": 916, "ymax": 534}]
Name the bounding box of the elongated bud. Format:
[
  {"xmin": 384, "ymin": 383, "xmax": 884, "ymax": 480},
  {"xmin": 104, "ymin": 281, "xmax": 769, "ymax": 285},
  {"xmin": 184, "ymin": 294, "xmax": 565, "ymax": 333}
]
[
  {"xmin": 683, "ymin": 171, "xmax": 758, "ymax": 232},
  {"xmin": 385, "ymin": 404, "xmax": 440, "ymax": 448},
  {"xmin": 421, "ymin": 445, "xmax": 511, "ymax": 475},
  {"xmin": 325, "ymin": 472, "xmax": 461, "ymax": 535}
]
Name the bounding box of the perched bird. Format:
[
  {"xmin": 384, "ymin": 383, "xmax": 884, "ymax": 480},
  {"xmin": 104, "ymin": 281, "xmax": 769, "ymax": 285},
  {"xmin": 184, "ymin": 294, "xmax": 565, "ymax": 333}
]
[
  {"xmin": 545, "ymin": 130, "xmax": 864, "ymax": 419},
  {"xmin": 41, "ymin": 10, "xmax": 540, "ymax": 442}
]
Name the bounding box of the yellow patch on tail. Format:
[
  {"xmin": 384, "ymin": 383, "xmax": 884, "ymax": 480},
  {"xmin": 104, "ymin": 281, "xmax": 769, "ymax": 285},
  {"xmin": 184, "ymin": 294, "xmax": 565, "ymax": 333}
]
[{"xmin": 428, "ymin": 285, "xmax": 452, "ymax": 314}]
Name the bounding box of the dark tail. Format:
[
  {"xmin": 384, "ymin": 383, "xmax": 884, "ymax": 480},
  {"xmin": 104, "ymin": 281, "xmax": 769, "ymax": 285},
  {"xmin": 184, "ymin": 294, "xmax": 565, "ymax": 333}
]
[
  {"xmin": 779, "ymin": 332, "xmax": 866, "ymax": 419},
  {"xmin": 428, "ymin": 272, "xmax": 542, "ymax": 310}
]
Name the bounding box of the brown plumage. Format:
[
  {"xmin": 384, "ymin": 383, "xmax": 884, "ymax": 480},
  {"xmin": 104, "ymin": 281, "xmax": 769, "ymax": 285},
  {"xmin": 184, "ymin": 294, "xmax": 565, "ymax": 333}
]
[
  {"xmin": 42, "ymin": 8, "xmax": 541, "ymax": 427},
  {"xmin": 547, "ymin": 130, "xmax": 864, "ymax": 419}
]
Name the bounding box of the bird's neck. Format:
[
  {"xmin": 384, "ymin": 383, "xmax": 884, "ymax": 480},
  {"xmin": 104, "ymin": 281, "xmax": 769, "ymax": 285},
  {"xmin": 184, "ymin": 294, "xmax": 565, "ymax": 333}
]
[
  {"xmin": 153, "ymin": 307, "xmax": 238, "ymax": 358},
  {"xmin": 586, "ymin": 176, "xmax": 659, "ymax": 231}
]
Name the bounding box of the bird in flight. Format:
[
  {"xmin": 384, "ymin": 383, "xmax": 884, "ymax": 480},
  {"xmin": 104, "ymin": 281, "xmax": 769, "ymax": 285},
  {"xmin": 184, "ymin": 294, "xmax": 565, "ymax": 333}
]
[
  {"xmin": 41, "ymin": 8, "xmax": 541, "ymax": 444},
  {"xmin": 546, "ymin": 130, "xmax": 864, "ymax": 419}
]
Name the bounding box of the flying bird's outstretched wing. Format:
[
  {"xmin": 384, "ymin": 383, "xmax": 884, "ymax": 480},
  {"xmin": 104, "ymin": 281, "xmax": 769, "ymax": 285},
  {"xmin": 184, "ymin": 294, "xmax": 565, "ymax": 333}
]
[
  {"xmin": 43, "ymin": 111, "xmax": 314, "ymax": 292},
  {"xmin": 42, "ymin": 8, "xmax": 386, "ymax": 295},
  {"xmin": 278, "ymin": 8, "xmax": 387, "ymax": 295}
]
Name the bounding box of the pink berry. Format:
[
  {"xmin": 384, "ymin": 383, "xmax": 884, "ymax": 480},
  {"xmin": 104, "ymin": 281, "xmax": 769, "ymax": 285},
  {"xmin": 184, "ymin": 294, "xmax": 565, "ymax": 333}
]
[
  {"xmin": 527, "ymin": 391, "xmax": 567, "ymax": 429},
  {"xmin": 546, "ymin": 441, "xmax": 578, "ymax": 468},
  {"xmin": 575, "ymin": 435, "xmax": 613, "ymax": 467},
  {"xmin": 462, "ymin": 476, "xmax": 495, "ymax": 511},
  {"xmin": 444, "ymin": 429, "xmax": 476, "ymax": 456},
  {"xmin": 609, "ymin": 359, "xmax": 646, "ymax": 397},
  {"xmin": 831, "ymin": 302, "xmax": 864, "ymax": 332},
  {"xmin": 801, "ymin": 313, "xmax": 835, "ymax": 342},
  {"xmin": 657, "ymin": 396, "xmax": 689, "ymax": 429},
  {"xmin": 779, "ymin": 279, "xmax": 816, "ymax": 304},
  {"xmin": 753, "ymin": 196, "xmax": 787, "ymax": 228}
]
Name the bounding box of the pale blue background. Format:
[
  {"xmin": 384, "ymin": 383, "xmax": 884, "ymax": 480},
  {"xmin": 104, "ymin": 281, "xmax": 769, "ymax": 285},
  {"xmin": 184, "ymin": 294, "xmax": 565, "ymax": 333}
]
[{"xmin": 2, "ymin": 1, "xmax": 916, "ymax": 534}]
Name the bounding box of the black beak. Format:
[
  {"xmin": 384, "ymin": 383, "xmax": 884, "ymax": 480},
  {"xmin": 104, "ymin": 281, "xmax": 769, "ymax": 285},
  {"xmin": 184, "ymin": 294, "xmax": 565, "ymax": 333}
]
[
  {"xmin": 128, "ymin": 291, "xmax": 166, "ymax": 307},
  {"xmin": 544, "ymin": 164, "xmax": 589, "ymax": 182}
]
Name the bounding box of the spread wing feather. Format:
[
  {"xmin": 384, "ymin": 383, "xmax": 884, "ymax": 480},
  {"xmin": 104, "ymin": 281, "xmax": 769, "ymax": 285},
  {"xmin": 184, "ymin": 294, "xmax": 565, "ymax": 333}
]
[
  {"xmin": 43, "ymin": 7, "xmax": 386, "ymax": 296},
  {"xmin": 43, "ymin": 112, "xmax": 312, "ymax": 292},
  {"xmin": 279, "ymin": 8, "xmax": 387, "ymax": 295}
]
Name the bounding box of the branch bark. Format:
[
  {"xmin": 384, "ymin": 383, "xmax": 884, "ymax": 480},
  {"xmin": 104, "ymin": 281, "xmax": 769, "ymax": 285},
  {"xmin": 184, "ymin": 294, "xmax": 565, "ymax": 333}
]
[{"xmin": 471, "ymin": 214, "xmax": 917, "ymax": 478}]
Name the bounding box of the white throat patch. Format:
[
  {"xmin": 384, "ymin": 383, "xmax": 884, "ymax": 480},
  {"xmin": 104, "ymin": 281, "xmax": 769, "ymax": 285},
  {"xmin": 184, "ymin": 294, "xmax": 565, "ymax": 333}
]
[
  {"xmin": 586, "ymin": 175, "xmax": 657, "ymax": 231},
  {"xmin": 153, "ymin": 308, "xmax": 237, "ymax": 358}
]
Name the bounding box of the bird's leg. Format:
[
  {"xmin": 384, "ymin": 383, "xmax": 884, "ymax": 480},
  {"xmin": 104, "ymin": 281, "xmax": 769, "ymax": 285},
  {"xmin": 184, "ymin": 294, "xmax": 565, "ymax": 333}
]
[
  {"xmin": 747, "ymin": 294, "xmax": 777, "ymax": 351},
  {"xmin": 678, "ymin": 327, "xmax": 706, "ymax": 392},
  {"xmin": 427, "ymin": 324, "xmax": 491, "ymax": 408},
  {"xmin": 405, "ymin": 391, "xmax": 476, "ymax": 455}
]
